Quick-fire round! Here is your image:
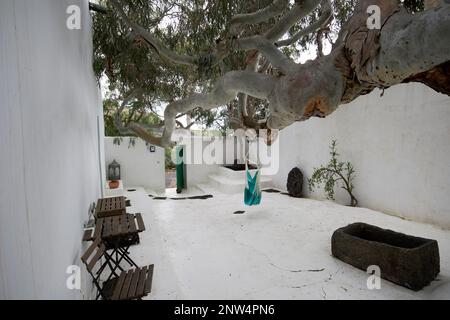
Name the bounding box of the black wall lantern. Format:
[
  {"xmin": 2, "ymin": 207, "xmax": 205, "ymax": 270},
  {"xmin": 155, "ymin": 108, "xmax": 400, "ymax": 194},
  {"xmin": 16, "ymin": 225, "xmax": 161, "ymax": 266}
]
[{"xmin": 108, "ymin": 160, "xmax": 121, "ymax": 181}]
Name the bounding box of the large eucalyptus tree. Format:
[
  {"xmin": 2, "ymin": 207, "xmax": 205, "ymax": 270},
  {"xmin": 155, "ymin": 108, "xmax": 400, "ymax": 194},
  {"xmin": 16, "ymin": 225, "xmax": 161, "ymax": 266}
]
[{"xmin": 95, "ymin": 0, "xmax": 450, "ymax": 147}]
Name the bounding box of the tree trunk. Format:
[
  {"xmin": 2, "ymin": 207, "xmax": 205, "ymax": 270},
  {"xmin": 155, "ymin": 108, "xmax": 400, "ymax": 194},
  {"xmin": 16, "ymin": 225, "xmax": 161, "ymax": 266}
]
[{"xmin": 425, "ymin": 0, "xmax": 445, "ymax": 10}]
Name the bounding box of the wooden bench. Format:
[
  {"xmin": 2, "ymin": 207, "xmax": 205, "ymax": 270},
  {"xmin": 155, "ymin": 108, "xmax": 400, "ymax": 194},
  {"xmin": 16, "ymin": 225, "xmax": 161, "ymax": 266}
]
[{"xmin": 81, "ymin": 238, "xmax": 154, "ymax": 300}]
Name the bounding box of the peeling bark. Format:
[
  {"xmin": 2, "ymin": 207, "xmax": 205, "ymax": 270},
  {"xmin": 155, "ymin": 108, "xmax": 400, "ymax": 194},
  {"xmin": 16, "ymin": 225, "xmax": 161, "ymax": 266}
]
[
  {"xmin": 403, "ymin": 61, "xmax": 450, "ymax": 95},
  {"xmin": 335, "ymin": 0, "xmax": 450, "ymax": 103}
]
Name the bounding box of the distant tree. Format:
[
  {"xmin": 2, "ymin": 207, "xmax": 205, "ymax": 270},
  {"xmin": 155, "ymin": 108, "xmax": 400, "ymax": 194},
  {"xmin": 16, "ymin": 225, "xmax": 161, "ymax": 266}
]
[{"xmin": 102, "ymin": 93, "xmax": 162, "ymax": 137}]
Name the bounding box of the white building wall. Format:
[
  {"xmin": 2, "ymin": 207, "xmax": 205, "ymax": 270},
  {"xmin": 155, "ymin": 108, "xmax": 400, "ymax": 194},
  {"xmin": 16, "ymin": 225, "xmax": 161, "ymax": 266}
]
[
  {"xmin": 183, "ymin": 135, "xmax": 247, "ymax": 186},
  {"xmin": 0, "ymin": 0, "xmax": 103, "ymax": 299},
  {"xmin": 273, "ymin": 83, "xmax": 450, "ymax": 228},
  {"xmin": 184, "ymin": 137, "xmax": 220, "ymax": 187},
  {"xmin": 104, "ymin": 137, "xmax": 165, "ymax": 192}
]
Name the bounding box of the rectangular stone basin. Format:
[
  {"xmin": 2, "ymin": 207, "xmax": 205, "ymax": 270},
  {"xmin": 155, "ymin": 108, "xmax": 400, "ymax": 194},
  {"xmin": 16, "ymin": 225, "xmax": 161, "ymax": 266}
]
[{"xmin": 331, "ymin": 222, "xmax": 440, "ymax": 291}]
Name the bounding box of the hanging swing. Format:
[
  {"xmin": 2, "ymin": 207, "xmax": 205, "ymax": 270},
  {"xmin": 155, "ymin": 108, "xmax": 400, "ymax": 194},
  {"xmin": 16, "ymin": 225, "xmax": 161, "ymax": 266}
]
[{"xmin": 244, "ymin": 152, "xmax": 262, "ymax": 206}]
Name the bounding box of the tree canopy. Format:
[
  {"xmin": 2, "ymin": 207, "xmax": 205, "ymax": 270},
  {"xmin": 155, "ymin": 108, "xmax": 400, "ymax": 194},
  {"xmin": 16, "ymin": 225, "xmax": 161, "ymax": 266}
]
[
  {"xmin": 91, "ymin": 0, "xmax": 448, "ymax": 147},
  {"xmin": 94, "ymin": 0, "xmax": 358, "ymax": 134}
]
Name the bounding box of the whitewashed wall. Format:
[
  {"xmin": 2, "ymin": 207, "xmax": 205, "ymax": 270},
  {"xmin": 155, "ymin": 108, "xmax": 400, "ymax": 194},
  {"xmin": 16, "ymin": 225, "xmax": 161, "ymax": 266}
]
[
  {"xmin": 0, "ymin": 0, "xmax": 103, "ymax": 299},
  {"xmin": 272, "ymin": 83, "xmax": 450, "ymax": 228},
  {"xmin": 184, "ymin": 137, "xmax": 219, "ymax": 186},
  {"xmin": 182, "ymin": 135, "xmax": 246, "ymax": 186},
  {"xmin": 104, "ymin": 137, "xmax": 165, "ymax": 192}
]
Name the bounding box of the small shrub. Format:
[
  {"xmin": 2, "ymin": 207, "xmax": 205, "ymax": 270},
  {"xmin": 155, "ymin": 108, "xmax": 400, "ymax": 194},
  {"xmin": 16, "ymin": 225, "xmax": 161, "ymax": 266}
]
[{"xmin": 308, "ymin": 140, "xmax": 358, "ymax": 207}]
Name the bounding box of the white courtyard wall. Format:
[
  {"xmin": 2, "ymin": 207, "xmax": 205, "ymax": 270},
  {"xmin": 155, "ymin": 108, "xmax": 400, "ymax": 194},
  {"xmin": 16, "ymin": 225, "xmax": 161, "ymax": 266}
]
[{"xmin": 272, "ymin": 84, "xmax": 450, "ymax": 228}]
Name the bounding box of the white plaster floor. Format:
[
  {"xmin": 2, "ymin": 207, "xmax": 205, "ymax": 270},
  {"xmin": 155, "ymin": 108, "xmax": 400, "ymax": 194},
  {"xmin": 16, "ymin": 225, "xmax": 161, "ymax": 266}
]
[{"xmin": 124, "ymin": 187, "xmax": 450, "ymax": 300}]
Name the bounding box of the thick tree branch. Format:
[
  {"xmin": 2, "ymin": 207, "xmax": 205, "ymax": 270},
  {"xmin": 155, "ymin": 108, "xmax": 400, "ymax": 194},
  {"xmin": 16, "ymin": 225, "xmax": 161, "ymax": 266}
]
[
  {"xmin": 159, "ymin": 71, "xmax": 276, "ymax": 146},
  {"xmin": 276, "ymin": 0, "xmax": 333, "ymax": 47},
  {"xmin": 229, "ymin": 0, "xmax": 289, "ymax": 35},
  {"xmin": 258, "ymin": 57, "xmax": 272, "ymax": 73},
  {"xmin": 127, "ymin": 122, "xmax": 164, "ymax": 146},
  {"xmin": 89, "ymin": 2, "xmax": 108, "ymax": 14},
  {"xmin": 264, "ymin": 0, "xmax": 322, "ymax": 41},
  {"xmin": 238, "ymin": 51, "xmax": 262, "ymax": 119},
  {"xmin": 238, "ymin": 36, "xmax": 297, "ymax": 74},
  {"xmin": 229, "ymin": 0, "xmax": 324, "ymax": 57},
  {"xmin": 266, "ymin": 1, "xmax": 450, "ymax": 131}
]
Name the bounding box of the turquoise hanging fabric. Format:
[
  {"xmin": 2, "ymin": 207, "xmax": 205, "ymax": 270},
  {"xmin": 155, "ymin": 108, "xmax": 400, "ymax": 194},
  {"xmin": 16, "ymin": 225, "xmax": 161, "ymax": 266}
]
[{"xmin": 244, "ymin": 160, "xmax": 262, "ymax": 206}]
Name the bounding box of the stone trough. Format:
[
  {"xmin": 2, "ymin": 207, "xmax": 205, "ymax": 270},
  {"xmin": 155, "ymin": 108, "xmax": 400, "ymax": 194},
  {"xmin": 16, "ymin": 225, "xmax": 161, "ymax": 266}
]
[{"xmin": 331, "ymin": 223, "xmax": 440, "ymax": 291}]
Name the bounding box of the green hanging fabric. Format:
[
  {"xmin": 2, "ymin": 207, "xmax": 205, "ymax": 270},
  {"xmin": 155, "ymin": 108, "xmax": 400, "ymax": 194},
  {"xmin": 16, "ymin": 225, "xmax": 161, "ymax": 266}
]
[
  {"xmin": 176, "ymin": 146, "xmax": 185, "ymax": 194},
  {"xmin": 244, "ymin": 159, "xmax": 262, "ymax": 206}
]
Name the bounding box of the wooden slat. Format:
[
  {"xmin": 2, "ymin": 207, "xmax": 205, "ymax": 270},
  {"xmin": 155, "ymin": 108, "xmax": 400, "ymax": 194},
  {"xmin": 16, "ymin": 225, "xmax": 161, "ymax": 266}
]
[
  {"xmin": 81, "ymin": 237, "xmax": 101, "ymax": 264},
  {"xmin": 114, "ymin": 197, "xmax": 120, "ymax": 210},
  {"xmin": 95, "ymin": 199, "xmax": 103, "ymax": 216},
  {"xmin": 96, "ymin": 197, "xmax": 126, "ymax": 218},
  {"xmin": 112, "ymin": 216, "xmax": 120, "ymax": 236},
  {"xmin": 87, "ymin": 244, "xmax": 105, "ymax": 272},
  {"xmin": 111, "ymin": 272, "xmax": 127, "ymax": 300},
  {"xmin": 103, "ymin": 217, "xmax": 112, "ymax": 238},
  {"xmin": 102, "ymin": 210, "xmax": 125, "ymax": 218},
  {"xmin": 135, "ymin": 266, "xmax": 148, "ymax": 297},
  {"xmin": 135, "ymin": 213, "xmax": 146, "ymax": 232},
  {"xmin": 128, "ymin": 268, "xmax": 141, "ymax": 299},
  {"xmin": 144, "ymin": 264, "xmax": 154, "ymax": 294},
  {"xmin": 116, "ymin": 215, "xmax": 124, "ymax": 236},
  {"xmin": 122, "ymin": 215, "xmax": 129, "ymax": 235},
  {"xmin": 82, "ymin": 229, "xmax": 93, "ymax": 242},
  {"xmin": 100, "ymin": 198, "xmax": 107, "ymax": 211},
  {"xmin": 93, "ymin": 219, "xmax": 102, "ymax": 240},
  {"xmin": 128, "ymin": 215, "xmax": 137, "ymax": 233},
  {"xmin": 117, "ymin": 196, "xmax": 125, "ymax": 209},
  {"xmin": 119, "ymin": 270, "xmax": 134, "ymax": 300}
]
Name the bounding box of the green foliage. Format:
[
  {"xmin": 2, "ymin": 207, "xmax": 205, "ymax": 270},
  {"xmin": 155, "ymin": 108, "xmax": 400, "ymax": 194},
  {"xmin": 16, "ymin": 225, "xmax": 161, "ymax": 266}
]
[
  {"xmin": 104, "ymin": 98, "xmax": 121, "ymax": 136},
  {"xmin": 103, "ymin": 94, "xmax": 163, "ymax": 137},
  {"xmin": 92, "ymin": 0, "xmax": 361, "ymax": 134},
  {"xmin": 402, "ymin": 0, "xmax": 425, "ymax": 13},
  {"xmin": 94, "ymin": 0, "xmax": 423, "ymax": 135},
  {"xmin": 308, "ymin": 140, "xmax": 358, "ymax": 207},
  {"xmin": 93, "ymin": 0, "xmax": 261, "ymax": 132},
  {"xmin": 165, "ymin": 147, "xmax": 176, "ymax": 170}
]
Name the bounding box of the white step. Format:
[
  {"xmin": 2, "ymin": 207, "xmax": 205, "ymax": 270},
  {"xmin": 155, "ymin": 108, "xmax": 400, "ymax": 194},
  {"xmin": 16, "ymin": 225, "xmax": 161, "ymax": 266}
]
[{"xmin": 196, "ymin": 183, "xmax": 220, "ymax": 194}]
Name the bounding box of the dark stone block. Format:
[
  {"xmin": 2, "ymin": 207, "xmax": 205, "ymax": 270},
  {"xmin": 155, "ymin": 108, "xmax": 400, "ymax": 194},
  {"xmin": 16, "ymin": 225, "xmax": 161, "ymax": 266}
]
[
  {"xmin": 332, "ymin": 223, "xmax": 440, "ymax": 291},
  {"xmin": 287, "ymin": 167, "xmax": 303, "ymax": 198}
]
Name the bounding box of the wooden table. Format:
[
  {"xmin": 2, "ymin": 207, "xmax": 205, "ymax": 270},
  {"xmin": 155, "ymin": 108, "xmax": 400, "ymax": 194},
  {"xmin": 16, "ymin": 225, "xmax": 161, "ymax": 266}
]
[
  {"xmin": 93, "ymin": 213, "xmax": 146, "ymax": 269},
  {"xmin": 96, "ymin": 196, "xmax": 126, "ymax": 218},
  {"xmin": 94, "ymin": 213, "xmax": 145, "ymax": 240}
]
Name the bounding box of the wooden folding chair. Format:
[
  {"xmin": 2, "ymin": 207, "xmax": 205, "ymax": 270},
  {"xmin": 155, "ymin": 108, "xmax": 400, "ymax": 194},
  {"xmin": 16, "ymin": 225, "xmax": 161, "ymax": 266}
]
[{"xmin": 81, "ymin": 238, "xmax": 154, "ymax": 300}]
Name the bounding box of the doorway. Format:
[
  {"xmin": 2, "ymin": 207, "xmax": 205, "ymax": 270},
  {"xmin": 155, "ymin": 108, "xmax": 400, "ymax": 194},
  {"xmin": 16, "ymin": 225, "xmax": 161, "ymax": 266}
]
[{"xmin": 165, "ymin": 147, "xmax": 176, "ymax": 189}]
